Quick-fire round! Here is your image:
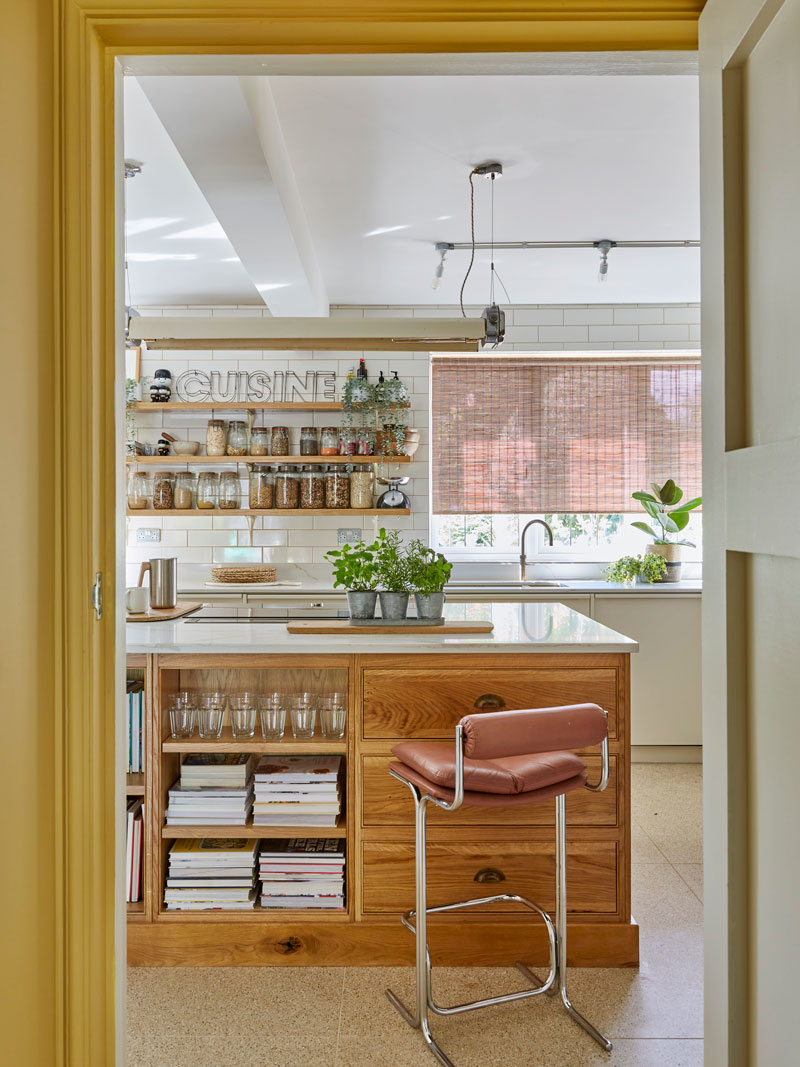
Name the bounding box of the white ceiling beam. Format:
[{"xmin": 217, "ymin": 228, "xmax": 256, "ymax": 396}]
[{"xmin": 137, "ymin": 75, "xmax": 328, "ymax": 317}]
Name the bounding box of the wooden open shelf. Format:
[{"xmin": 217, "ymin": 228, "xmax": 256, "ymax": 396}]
[
  {"xmin": 159, "ymin": 906, "xmax": 349, "ymax": 923},
  {"xmin": 136, "ymin": 401, "xmax": 343, "ymax": 412},
  {"xmin": 127, "ymin": 508, "xmax": 409, "ymax": 517},
  {"xmin": 162, "ymin": 815, "xmax": 346, "ymax": 839},
  {"xmin": 163, "ymin": 730, "xmax": 346, "ymax": 754},
  {"xmin": 127, "ymin": 453, "xmax": 410, "ymax": 464},
  {"xmin": 126, "ymin": 772, "xmax": 145, "ymax": 795}
]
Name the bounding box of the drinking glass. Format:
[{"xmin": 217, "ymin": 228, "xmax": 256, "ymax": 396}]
[
  {"xmin": 167, "ymin": 692, "xmax": 196, "ymax": 739},
  {"xmin": 229, "ymin": 692, "xmax": 257, "ymax": 740},
  {"xmin": 291, "ymin": 704, "xmax": 317, "ymax": 739},
  {"xmin": 320, "ymin": 703, "xmax": 346, "ymax": 740},
  {"xmin": 293, "ymin": 691, "xmax": 320, "ymax": 710},
  {"xmin": 197, "ymin": 691, "xmax": 226, "ymax": 739},
  {"xmin": 260, "ymin": 703, "xmax": 286, "ymax": 741}
]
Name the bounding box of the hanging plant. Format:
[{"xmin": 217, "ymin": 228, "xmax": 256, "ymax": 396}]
[
  {"xmin": 375, "ymin": 372, "xmax": 410, "ymax": 457},
  {"xmin": 125, "ymin": 377, "xmax": 139, "ymax": 454},
  {"xmin": 341, "ymin": 376, "xmax": 377, "ymax": 435}
]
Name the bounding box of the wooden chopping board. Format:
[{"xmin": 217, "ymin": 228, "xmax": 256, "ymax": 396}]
[
  {"xmin": 287, "ymin": 619, "xmax": 494, "ymax": 635},
  {"xmin": 126, "ymin": 601, "xmax": 202, "ymax": 623}
]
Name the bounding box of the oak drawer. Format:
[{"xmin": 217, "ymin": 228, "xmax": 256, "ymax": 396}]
[
  {"xmin": 362, "ymin": 668, "xmax": 618, "ymax": 740},
  {"xmin": 361, "ymin": 840, "xmax": 618, "ymax": 915},
  {"xmin": 361, "ymin": 754, "xmax": 618, "ymax": 827}
]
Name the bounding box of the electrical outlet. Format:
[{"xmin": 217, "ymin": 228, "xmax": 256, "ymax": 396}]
[
  {"xmin": 337, "ymin": 528, "xmax": 362, "ymax": 545},
  {"xmin": 136, "ymin": 528, "xmax": 161, "ymax": 543}
]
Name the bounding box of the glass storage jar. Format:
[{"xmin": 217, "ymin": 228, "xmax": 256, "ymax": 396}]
[
  {"xmin": 250, "ymin": 426, "xmax": 269, "ymax": 456},
  {"xmin": 197, "ymin": 471, "xmax": 218, "ymax": 509},
  {"xmin": 320, "ymin": 426, "xmax": 339, "ymax": 455},
  {"xmin": 339, "ymin": 428, "xmax": 358, "ymax": 456},
  {"xmin": 357, "ymin": 429, "xmax": 374, "ymax": 456},
  {"xmin": 325, "ymin": 466, "xmax": 350, "ymax": 509},
  {"xmin": 275, "ymin": 466, "xmax": 300, "ymax": 509},
  {"xmin": 206, "ymin": 419, "xmax": 226, "ymax": 457},
  {"xmin": 300, "ymin": 465, "xmax": 325, "ymax": 509},
  {"xmin": 248, "ymin": 465, "xmax": 274, "ymax": 509},
  {"xmin": 127, "ymin": 470, "xmax": 151, "ymax": 510},
  {"xmin": 226, "ymin": 420, "xmax": 248, "ymax": 456},
  {"xmin": 271, "ymin": 426, "xmax": 290, "ymax": 456},
  {"xmin": 174, "ymin": 471, "xmax": 196, "ymax": 510},
  {"xmin": 349, "ymin": 467, "xmax": 374, "ymax": 509},
  {"xmin": 152, "ymin": 471, "xmax": 175, "ymax": 510},
  {"xmin": 299, "ymin": 426, "xmax": 319, "ymax": 456},
  {"xmin": 218, "ymin": 470, "xmax": 240, "ymax": 509}
]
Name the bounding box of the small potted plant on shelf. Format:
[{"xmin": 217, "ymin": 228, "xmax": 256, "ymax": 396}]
[
  {"xmin": 605, "ymin": 553, "xmax": 668, "ymax": 586},
  {"xmin": 631, "ymin": 479, "xmax": 701, "ymax": 582},
  {"xmin": 406, "ymin": 539, "xmax": 452, "ymax": 621},
  {"xmin": 374, "ymin": 528, "xmax": 412, "ymax": 621},
  {"xmin": 324, "ymin": 537, "xmax": 381, "ymax": 619}
]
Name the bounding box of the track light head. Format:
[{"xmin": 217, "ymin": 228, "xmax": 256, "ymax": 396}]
[{"xmin": 595, "ymin": 239, "xmax": 615, "ymax": 282}]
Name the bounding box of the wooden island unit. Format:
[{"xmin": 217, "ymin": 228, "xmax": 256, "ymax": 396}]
[{"xmin": 126, "ymin": 602, "xmax": 638, "ymax": 968}]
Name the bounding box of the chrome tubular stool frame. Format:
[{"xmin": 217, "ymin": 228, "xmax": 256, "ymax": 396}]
[{"xmin": 385, "ymin": 720, "xmax": 612, "ymax": 1067}]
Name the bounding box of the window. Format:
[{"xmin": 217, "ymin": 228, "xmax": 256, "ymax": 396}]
[{"xmin": 431, "ymin": 353, "xmax": 701, "ymax": 561}]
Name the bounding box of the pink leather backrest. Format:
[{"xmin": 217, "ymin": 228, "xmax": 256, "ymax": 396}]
[{"xmin": 460, "ymin": 703, "xmax": 608, "ymax": 760}]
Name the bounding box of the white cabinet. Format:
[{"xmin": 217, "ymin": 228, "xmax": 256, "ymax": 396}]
[{"xmin": 593, "ymin": 594, "xmax": 702, "ymax": 746}]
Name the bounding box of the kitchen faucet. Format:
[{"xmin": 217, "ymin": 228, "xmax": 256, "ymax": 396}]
[{"xmin": 519, "ymin": 519, "xmax": 554, "ymax": 581}]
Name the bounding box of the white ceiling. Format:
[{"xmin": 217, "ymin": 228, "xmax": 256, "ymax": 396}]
[{"xmin": 123, "ymin": 72, "xmax": 699, "ymax": 308}]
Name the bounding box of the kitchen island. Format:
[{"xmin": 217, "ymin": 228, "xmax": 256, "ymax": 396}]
[{"xmin": 126, "ymin": 601, "xmax": 639, "ymax": 968}]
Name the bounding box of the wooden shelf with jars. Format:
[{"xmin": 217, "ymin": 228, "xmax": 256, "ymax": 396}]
[
  {"xmin": 126, "ymin": 454, "xmax": 410, "ymax": 464},
  {"xmin": 126, "ymin": 508, "xmax": 409, "ymax": 517}
]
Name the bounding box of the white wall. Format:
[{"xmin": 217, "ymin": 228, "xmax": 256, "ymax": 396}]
[{"xmin": 127, "ymin": 301, "xmax": 700, "ymax": 583}]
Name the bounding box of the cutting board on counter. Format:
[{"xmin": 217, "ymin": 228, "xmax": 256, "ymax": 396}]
[
  {"xmin": 287, "ymin": 619, "xmax": 494, "ymax": 635},
  {"xmin": 127, "ymin": 601, "xmax": 202, "ymax": 623}
]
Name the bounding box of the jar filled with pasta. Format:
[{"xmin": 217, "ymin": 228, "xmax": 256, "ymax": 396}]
[
  {"xmin": 152, "ymin": 471, "xmax": 175, "ymax": 510},
  {"xmin": 349, "ymin": 467, "xmax": 374, "ymax": 509},
  {"xmin": 206, "ymin": 419, "xmax": 226, "ymax": 457},
  {"xmin": 248, "ymin": 465, "xmax": 274, "ymax": 509}
]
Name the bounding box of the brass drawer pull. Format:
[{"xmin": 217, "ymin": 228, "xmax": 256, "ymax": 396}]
[
  {"xmin": 473, "ymin": 693, "xmax": 506, "ymax": 710},
  {"xmin": 474, "ymin": 867, "xmax": 506, "ymax": 884}
]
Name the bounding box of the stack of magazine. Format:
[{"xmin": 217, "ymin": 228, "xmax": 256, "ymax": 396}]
[
  {"xmin": 165, "ymin": 754, "xmax": 257, "ymax": 826},
  {"xmin": 164, "ymin": 838, "xmax": 258, "ymax": 911},
  {"xmin": 253, "ymin": 756, "xmax": 342, "ymax": 828},
  {"xmin": 259, "ymin": 838, "xmax": 345, "ymax": 910}
]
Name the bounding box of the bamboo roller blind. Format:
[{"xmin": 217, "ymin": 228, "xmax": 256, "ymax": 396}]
[{"xmin": 432, "ymin": 356, "xmax": 701, "ymax": 514}]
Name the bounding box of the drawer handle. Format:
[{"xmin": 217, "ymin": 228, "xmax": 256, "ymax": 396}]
[
  {"xmin": 473, "ymin": 693, "xmax": 506, "ymax": 710},
  {"xmin": 474, "ymin": 867, "xmax": 506, "ymax": 884}
]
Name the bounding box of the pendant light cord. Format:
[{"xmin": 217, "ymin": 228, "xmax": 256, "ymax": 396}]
[{"xmin": 459, "ymin": 168, "xmax": 478, "ymax": 317}]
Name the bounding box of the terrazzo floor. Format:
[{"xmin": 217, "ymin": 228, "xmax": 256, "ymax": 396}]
[{"xmin": 127, "ymin": 763, "xmax": 703, "ymax": 1067}]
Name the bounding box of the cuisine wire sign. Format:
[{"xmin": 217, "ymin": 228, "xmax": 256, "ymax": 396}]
[{"xmin": 174, "ymin": 369, "xmax": 338, "ymax": 404}]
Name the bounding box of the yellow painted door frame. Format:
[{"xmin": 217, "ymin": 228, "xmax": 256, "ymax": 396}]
[{"xmin": 5, "ymin": 2, "xmax": 703, "ymax": 1064}]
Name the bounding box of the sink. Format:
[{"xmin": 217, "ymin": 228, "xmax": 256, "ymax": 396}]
[{"xmin": 448, "ymin": 580, "xmax": 567, "ymax": 589}]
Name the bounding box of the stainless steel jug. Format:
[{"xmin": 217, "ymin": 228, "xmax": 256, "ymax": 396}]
[{"xmin": 138, "ymin": 557, "xmax": 177, "ymax": 610}]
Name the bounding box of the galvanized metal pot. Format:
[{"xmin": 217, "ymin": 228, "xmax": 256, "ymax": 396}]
[
  {"xmin": 414, "ymin": 592, "xmax": 445, "ymax": 621},
  {"xmin": 378, "ymin": 591, "xmax": 410, "ymax": 621},
  {"xmin": 347, "ymin": 590, "xmax": 378, "ymax": 619}
]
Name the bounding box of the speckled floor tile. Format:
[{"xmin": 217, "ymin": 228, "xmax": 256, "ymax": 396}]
[
  {"xmin": 632, "ymin": 765, "xmax": 703, "ymax": 865},
  {"xmin": 674, "ymin": 864, "xmax": 703, "ymax": 903}
]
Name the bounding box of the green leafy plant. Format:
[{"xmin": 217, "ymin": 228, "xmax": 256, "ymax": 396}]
[
  {"xmin": 605, "ymin": 553, "xmax": 667, "ymax": 585},
  {"xmin": 125, "ymin": 377, "xmax": 139, "ymax": 453},
  {"xmin": 631, "ymin": 479, "xmax": 701, "ymax": 546},
  {"xmin": 374, "ymin": 528, "xmax": 411, "ymax": 592},
  {"xmin": 406, "ymin": 539, "xmax": 452, "ymax": 595},
  {"xmin": 324, "ymin": 535, "xmax": 381, "ymax": 591}
]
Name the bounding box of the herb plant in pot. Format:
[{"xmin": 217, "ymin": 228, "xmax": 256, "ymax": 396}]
[
  {"xmin": 631, "ymin": 479, "xmax": 701, "ymax": 582},
  {"xmin": 407, "ymin": 539, "xmax": 452, "ymax": 621},
  {"xmin": 324, "ymin": 538, "xmax": 380, "ymax": 619},
  {"xmin": 374, "ymin": 528, "xmax": 411, "ymax": 621},
  {"xmin": 605, "ymin": 553, "xmax": 667, "ymax": 586}
]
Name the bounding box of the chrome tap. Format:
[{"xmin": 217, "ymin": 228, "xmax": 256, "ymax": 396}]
[{"xmin": 519, "ymin": 519, "xmax": 553, "ymax": 581}]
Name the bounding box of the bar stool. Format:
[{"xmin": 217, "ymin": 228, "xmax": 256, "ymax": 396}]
[{"xmin": 385, "ymin": 702, "xmax": 612, "ymax": 1067}]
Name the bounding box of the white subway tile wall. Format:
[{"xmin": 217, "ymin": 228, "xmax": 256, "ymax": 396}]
[{"xmin": 127, "ymin": 302, "xmax": 699, "ymax": 583}]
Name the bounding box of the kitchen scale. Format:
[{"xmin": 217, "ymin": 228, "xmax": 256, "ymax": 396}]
[{"xmin": 376, "ymin": 475, "xmax": 411, "ymax": 509}]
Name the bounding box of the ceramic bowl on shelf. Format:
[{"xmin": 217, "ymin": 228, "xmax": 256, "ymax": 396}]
[
  {"xmin": 172, "ymin": 440, "xmax": 201, "ymax": 456},
  {"xmin": 403, "ymin": 428, "xmax": 420, "ymax": 457}
]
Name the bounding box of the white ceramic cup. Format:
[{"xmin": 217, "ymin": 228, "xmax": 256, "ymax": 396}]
[{"xmin": 126, "ymin": 586, "xmax": 149, "ymax": 614}]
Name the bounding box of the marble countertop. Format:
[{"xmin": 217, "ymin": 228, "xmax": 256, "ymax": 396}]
[{"xmin": 126, "ymin": 600, "xmax": 639, "ymax": 655}]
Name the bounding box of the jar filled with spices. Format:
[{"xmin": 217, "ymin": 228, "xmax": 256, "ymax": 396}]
[
  {"xmin": 339, "ymin": 428, "xmax": 358, "ymax": 456},
  {"xmin": 271, "ymin": 426, "xmax": 290, "ymax": 456},
  {"xmin": 206, "ymin": 419, "xmax": 226, "ymax": 457},
  {"xmin": 325, "ymin": 466, "xmax": 350, "ymax": 509},
  {"xmin": 349, "ymin": 467, "xmax": 374, "ymax": 509},
  {"xmin": 275, "ymin": 466, "xmax": 300, "ymax": 509},
  {"xmin": 152, "ymin": 471, "xmax": 175, "ymax": 510},
  {"xmin": 299, "ymin": 426, "xmax": 319, "ymax": 456},
  {"xmin": 174, "ymin": 471, "xmax": 196, "ymax": 510},
  {"xmin": 218, "ymin": 470, "xmax": 240, "ymax": 510},
  {"xmin": 300, "ymin": 465, "xmax": 325, "ymax": 509},
  {"xmin": 250, "ymin": 426, "xmax": 269, "ymax": 456},
  {"xmin": 197, "ymin": 471, "xmax": 218, "ymax": 509},
  {"xmin": 248, "ymin": 465, "xmax": 274, "ymax": 509},
  {"xmin": 320, "ymin": 426, "xmax": 339, "ymax": 455},
  {"xmin": 127, "ymin": 470, "xmax": 151, "ymax": 510},
  {"xmin": 226, "ymin": 420, "xmax": 248, "ymax": 456}
]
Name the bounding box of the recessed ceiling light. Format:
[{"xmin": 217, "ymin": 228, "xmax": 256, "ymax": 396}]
[
  {"xmin": 125, "ymin": 216, "xmax": 181, "ymax": 236},
  {"xmin": 364, "ymin": 224, "xmax": 410, "ymax": 237},
  {"xmin": 164, "ymin": 222, "xmax": 228, "ymax": 240},
  {"xmin": 126, "ymin": 252, "xmax": 198, "ymax": 262}
]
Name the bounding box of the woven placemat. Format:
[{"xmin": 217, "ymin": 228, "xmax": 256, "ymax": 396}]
[{"xmin": 210, "ymin": 565, "xmax": 277, "ymax": 584}]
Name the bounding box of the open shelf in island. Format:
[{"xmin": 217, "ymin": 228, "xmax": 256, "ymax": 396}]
[
  {"xmin": 161, "ymin": 814, "xmax": 347, "ymax": 839},
  {"xmin": 127, "ymin": 901, "xmax": 145, "ymax": 921},
  {"xmin": 157, "ymin": 905, "xmax": 350, "ymax": 923},
  {"xmin": 162, "ymin": 731, "xmax": 347, "ymax": 754},
  {"xmin": 126, "ymin": 772, "xmax": 145, "ymax": 795}
]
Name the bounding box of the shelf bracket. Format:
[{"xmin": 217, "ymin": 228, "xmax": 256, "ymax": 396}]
[{"xmin": 245, "ymin": 515, "xmax": 256, "ymax": 547}]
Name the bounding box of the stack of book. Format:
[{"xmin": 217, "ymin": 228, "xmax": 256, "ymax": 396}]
[
  {"xmin": 253, "ymin": 756, "xmax": 342, "ymax": 828},
  {"xmin": 125, "ymin": 798, "xmax": 143, "ymax": 903},
  {"xmin": 127, "ymin": 680, "xmax": 144, "ymax": 774},
  {"xmin": 165, "ymin": 754, "xmax": 257, "ymax": 827},
  {"xmin": 164, "ymin": 838, "xmax": 258, "ymax": 911},
  {"xmin": 259, "ymin": 838, "xmax": 345, "ymax": 910}
]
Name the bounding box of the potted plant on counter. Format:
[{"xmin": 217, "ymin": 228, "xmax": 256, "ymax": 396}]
[
  {"xmin": 374, "ymin": 528, "xmax": 412, "ymax": 621},
  {"xmin": 631, "ymin": 479, "xmax": 702, "ymax": 582},
  {"xmin": 406, "ymin": 539, "xmax": 452, "ymax": 621},
  {"xmin": 324, "ymin": 537, "xmax": 381, "ymax": 619},
  {"xmin": 605, "ymin": 553, "xmax": 667, "ymax": 586}
]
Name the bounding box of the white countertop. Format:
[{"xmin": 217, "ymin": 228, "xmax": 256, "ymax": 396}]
[{"xmin": 126, "ymin": 600, "xmax": 638, "ymax": 655}]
